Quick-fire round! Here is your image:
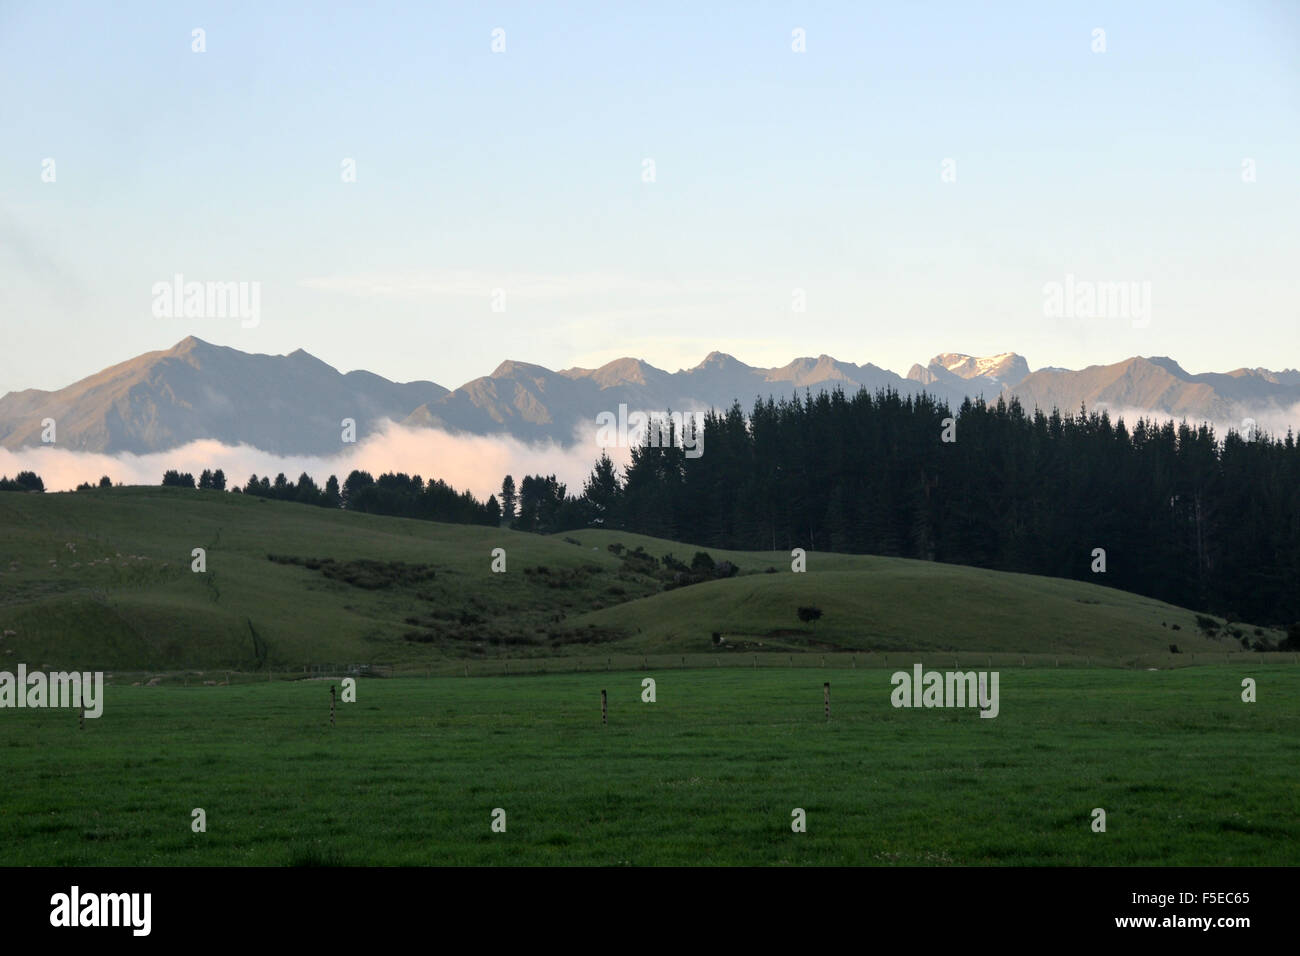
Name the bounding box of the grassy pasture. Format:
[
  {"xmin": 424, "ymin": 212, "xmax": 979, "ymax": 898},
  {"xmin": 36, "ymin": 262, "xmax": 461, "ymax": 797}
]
[
  {"xmin": 0, "ymin": 488, "xmax": 1278, "ymax": 671},
  {"xmin": 1, "ymin": 666, "xmax": 1295, "ymax": 866},
  {"xmin": 2, "ymin": 488, "xmax": 1293, "ymax": 866}
]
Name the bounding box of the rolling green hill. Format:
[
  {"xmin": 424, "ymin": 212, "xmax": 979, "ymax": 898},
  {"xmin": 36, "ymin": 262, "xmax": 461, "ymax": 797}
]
[{"xmin": 0, "ymin": 487, "xmax": 1278, "ymax": 671}]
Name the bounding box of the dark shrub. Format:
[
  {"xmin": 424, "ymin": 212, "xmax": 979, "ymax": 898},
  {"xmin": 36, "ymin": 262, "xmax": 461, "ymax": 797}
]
[
  {"xmin": 1283, "ymin": 623, "xmax": 1300, "ymax": 651},
  {"xmin": 0, "ymin": 471, "xmax": 45, "ymax": 492},
  {"xmin": 161, "ymin": 470, "xmax": 196, "ymax": 488}
]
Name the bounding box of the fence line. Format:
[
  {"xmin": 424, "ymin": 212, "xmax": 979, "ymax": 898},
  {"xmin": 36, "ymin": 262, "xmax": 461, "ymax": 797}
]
[{"xmin": 107, "ymin": 650, "xmax": 1300, "ymax": 685}]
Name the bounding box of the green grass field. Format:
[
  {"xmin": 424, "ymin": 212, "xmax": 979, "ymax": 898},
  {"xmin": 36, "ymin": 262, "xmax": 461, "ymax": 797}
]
[
  {"xmin": 0, "ymin": 487, "xmax": 1281, "ymax": 671},
  {"xmin": 2, "ymin": 488, "xmax": 1295, "ymax": 866},
  {"xmin": 1, "ymin": 667, "xmax": 1296, "ymax": 866}
]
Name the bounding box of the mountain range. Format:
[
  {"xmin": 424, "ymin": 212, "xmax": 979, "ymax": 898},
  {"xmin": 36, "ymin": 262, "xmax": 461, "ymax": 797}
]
[{"xmin": 1, "ymin": 337, "xmax": 1297, "ymax": 456}]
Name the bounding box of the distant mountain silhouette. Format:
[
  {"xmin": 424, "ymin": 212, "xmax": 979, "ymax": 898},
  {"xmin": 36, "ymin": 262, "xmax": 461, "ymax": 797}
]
[
  {"xmin": 1, "ymin": 338, "xmax": 1296, "ymax": 455},
  {"xmin": 0, "ymin": 337, "xmax": 446, "ymax": 454}
]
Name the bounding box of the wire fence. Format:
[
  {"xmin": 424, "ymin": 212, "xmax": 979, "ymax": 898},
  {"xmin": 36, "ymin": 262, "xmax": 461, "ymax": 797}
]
[{"xmin": 107, "ymin": 650, "xmax": 1300, "ymax": 686}]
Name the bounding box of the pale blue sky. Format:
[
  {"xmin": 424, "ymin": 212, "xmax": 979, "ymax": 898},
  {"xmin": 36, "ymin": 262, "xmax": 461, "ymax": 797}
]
[{"xmin": 2, "ymin": 0, "xmax": 1297, "ymax": 391}]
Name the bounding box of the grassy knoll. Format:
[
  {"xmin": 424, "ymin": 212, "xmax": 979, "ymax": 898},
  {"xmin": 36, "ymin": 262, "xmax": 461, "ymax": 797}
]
[{"xmin": 0, "ymin": 488, "xmax": 1278, "ymax": 671}]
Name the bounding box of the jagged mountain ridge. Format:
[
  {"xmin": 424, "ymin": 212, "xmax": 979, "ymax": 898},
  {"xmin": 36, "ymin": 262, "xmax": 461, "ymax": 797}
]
[
  {"xmin": 1, "ymin": 339, "xmax": 1296, "ymax": 455},
  {"xmin": 0, "ymin": 337, "xmax": 447, "ymax": 455}
]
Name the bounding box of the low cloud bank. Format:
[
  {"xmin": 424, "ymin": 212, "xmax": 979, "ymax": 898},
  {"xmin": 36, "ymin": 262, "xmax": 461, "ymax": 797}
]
[
  {"xmin": 0, "ymin": 422, "xmax": 631, "ymax": 499},
  {"xmin": 6, "ymin": 403, "xmax": 1292, "ymax": 499},
  {"xmin": 1092, "ymin": 403, "xmax": 1300, "ymax": 442}
]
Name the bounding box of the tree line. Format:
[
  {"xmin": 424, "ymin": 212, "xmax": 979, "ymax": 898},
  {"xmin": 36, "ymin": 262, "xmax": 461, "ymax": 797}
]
[
  {"xmin": 522, "ymin": 389, "xmax": 1297, "ymax": 627},
  {"xmin": 26, "ymin": 466, "xmax": 500, "ymax": 527},
  {"xmin": 163, "ymin": 468, "xmax": 502, "ymax": 525}
]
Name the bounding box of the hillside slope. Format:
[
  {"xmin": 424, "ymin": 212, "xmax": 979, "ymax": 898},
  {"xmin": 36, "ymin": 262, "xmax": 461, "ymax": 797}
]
[{"xmin": 0, "ymin": 489, "xmax": 1272, "ymax": 670}]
